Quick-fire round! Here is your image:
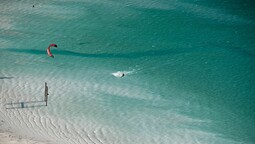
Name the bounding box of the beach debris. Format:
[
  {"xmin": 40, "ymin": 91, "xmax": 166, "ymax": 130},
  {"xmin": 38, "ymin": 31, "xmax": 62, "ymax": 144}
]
[{"xmin": 47, "ymin": 44, "xmax": 58, "ymax": 58}]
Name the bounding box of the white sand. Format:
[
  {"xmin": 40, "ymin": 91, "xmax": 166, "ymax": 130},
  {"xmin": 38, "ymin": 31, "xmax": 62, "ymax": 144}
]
[
  {"xmin": 0, "ymin": 78, "xmax": 56, "ymax": 144},
  {"xmin": 0, "ymin": 78, "xmax": 113, "ymax": 144},
  {"xmin": 0, "ymin": 132, "xmax": 49, "ymax": 144}
]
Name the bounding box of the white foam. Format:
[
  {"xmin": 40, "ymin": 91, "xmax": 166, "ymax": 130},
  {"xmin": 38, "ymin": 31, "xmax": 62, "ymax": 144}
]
[
  {"xmin": 112, "ymin": 71, "xmax": 125, "ymax": 78},
  {"xmin": 112, "ymin": 70, "xmax": 135, "ymax": 78}
]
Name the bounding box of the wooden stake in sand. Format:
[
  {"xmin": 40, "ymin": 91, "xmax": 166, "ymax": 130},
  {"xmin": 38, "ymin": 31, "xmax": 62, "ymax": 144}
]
[{"xmin": 44, "ymin": 82, "xmax": 49, "ymax": 106}]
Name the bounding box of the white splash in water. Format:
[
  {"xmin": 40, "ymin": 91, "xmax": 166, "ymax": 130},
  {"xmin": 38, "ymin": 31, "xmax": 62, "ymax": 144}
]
[{"xmin": 112, "ymin": 70, "xmax": 135, "ymax": 78}]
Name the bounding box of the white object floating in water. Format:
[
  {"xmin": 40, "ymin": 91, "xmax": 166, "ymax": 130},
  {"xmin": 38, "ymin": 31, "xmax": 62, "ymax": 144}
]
[{"xmin": 112, "ymin": 71, "xmax": 125, "ymax": 78}]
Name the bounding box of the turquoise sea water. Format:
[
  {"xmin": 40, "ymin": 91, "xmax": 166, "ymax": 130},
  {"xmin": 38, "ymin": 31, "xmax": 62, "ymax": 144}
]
[{"xmin": 1, "ymin": 0, "xmax": 255, "ymax": 143}]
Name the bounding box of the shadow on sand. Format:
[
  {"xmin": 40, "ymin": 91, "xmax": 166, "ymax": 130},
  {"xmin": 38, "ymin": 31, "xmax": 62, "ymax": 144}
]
[{"xmin": 5, "ymin": 100, "xmax": 46, "ymax": 109}]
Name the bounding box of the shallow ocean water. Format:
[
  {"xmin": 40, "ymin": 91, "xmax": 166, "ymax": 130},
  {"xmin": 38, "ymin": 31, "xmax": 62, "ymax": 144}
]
[{"xmin": 0, "ymin": 0, "xmax": 255, "ymax": 143}]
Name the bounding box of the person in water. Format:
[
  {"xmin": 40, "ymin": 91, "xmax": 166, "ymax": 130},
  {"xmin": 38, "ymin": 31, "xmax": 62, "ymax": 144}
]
[{"xmin": 113, "ymin": 71, "xmax": 125, "ymax": 78}]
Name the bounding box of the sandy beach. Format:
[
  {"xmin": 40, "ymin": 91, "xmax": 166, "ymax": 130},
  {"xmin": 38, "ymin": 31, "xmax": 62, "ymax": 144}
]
[
  {"xmin": 0, "ymin": 132, "xmax": 48, "ymax": 144},
  {"xmin": 0, "ymin": 118, "xmax": 50, "ymax": 144}
]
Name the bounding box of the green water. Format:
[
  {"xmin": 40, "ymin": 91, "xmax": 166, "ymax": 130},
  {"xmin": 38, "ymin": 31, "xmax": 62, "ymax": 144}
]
[{"xmin": 0, "ymin": 0, "xmax": 255, "ymax": 143}]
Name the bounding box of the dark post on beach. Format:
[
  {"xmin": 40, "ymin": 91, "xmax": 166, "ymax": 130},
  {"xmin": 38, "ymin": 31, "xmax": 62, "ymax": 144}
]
[{"xmin": 44, "ymin": 82, "xmax": 49, "ymax": 106}]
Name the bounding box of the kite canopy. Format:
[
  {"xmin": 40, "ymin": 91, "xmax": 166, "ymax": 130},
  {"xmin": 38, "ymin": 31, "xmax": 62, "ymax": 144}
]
[{"xmin": 47, "ymin": 44, "xmax": 57, "ymax": 58}]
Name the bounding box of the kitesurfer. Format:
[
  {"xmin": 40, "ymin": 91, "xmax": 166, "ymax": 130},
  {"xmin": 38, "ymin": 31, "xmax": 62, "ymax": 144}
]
[{"xmin": 113, "ymin": 71, "xmax": 125, "ymax": 78}]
